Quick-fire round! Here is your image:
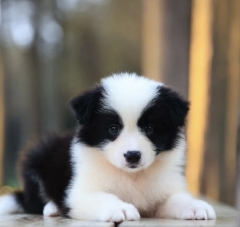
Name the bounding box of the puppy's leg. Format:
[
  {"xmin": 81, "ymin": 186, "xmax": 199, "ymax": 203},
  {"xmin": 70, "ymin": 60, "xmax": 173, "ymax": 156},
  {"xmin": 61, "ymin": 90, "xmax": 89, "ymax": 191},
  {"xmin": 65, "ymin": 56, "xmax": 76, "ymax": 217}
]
[
  {"xmin": 43, "ymin": 201, "xmax": 60, "ymax": 217},
  {"xmin": 155, "ymin": 192, "xmax": 216, "ymax": 220},
  {"xmin": 67, "ymin": 192, "xmax": 140, "ymax": 222}
]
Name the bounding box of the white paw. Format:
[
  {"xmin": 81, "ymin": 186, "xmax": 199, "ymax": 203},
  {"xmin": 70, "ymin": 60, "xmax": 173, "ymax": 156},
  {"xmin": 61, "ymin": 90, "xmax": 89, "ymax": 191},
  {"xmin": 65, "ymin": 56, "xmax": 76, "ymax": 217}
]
[
  {"xmin": 43, "ymin": 201, "xmax": 60, "ymax": 217},
  {"xmin": 0, "ymin": 194, "xmax": 23, "ymax": 215},
  {"xmin": 156, "ymin": 193, "xmax": 216, "ymax": 220},
  {"xmin": 99, "ymin": 202, "xmax": 140, "ymax": 222},
  {"xmin": 180, "ymin": 200, "xmax": 216, "ymax": 220}
]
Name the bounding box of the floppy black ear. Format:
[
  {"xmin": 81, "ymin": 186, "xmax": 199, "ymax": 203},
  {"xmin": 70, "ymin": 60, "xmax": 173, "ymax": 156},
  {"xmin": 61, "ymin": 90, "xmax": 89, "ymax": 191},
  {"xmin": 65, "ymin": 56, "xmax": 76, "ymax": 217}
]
[
  {"xmin": 70, "ymin": 86, "xmax": 104, "ymax": 125},
  {"xmin": 158, "ymin": 86, "xmax": 190, "ymax": 127}
]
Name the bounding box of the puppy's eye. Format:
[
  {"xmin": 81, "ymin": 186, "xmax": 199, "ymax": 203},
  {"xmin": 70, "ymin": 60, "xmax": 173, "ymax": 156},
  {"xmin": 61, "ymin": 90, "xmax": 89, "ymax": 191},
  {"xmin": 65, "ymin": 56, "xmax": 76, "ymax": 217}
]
[
  {"xmin": 109, "ymin": 124, "xmax": 120, "ymax": 134},
  {"xmin": 143, "ymin": 124, "xmax": 153, "ymax": 134}
]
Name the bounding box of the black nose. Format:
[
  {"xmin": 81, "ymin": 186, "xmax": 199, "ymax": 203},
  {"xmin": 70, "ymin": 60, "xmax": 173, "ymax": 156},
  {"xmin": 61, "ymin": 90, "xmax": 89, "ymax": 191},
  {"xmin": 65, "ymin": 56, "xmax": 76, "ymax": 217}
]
[{"xmin": 124, "ymin": 151, "xmax": 141, "ymax": 164}]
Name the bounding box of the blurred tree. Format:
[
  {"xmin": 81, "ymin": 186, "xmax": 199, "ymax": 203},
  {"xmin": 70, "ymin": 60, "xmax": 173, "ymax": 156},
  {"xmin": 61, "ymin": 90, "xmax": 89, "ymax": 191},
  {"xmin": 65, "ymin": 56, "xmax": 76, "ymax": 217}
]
[
  {"xmin": 201, "ymin": 0, "xmax": 240, "ymax": 206},
  {"xmin": 142, "ymin": 0, "xmax": 162, "ymax": 81},
  {"xmin": 187, "ymin": 0, "xmax": 213, "ymax": 198},
  {"xmin": 142, "ymin": 0, "xmax": 191, "ymax": 97},
  {"xmin": 159, "ymin": 0, "xmax": 191, "ymax": 98},
  {"xmin": 0, "ymin": 56, "xmax": 4, "ymax": 187}
]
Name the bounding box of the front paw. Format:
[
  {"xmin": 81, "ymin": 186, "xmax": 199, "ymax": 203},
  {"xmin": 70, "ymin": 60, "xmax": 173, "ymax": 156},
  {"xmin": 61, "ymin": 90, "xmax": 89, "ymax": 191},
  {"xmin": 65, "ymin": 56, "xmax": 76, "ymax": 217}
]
[
  {"xmin": 179, "ymin": 200, "xmax": 216, "ymax": 220},
  {"xmin": 69, "ymin": 200, "xmax": 140, "ymax": 222},
  {"xmin": 99, "ymin": 202, "xmax": 140, "ymax": 222},
  {"xmin": 156, "ymin": 193, "xmax": 216, "ymax": 220}
]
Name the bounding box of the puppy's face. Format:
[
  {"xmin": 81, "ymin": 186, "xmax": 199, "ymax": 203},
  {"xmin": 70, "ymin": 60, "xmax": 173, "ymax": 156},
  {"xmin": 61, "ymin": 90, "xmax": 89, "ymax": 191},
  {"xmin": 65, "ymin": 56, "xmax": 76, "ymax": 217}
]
[{"xmin": 71, "ymin": 73, "xmax": 189, "ymax": 172}]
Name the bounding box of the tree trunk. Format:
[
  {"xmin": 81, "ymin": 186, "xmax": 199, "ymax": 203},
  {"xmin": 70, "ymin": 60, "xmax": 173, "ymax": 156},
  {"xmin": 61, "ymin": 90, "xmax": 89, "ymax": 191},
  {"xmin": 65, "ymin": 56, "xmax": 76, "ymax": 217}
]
[{"xmin": 0, "ymin": 55, "xmax": 4, "ymax": 187}]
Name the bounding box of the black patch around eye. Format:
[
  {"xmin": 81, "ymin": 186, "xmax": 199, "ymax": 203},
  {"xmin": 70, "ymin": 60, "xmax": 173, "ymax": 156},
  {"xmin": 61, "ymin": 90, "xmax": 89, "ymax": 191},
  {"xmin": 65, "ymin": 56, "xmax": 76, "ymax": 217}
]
[
  {"xmin": 77, "ymin": 109, "xmax": 123, "ymax": 147},
  {"xmin": 138, "ymin": 85, "xmax": 189, "ymax": 154},
  {"xmin": 138, "ymin": 114, "xmax": 180, "ymax": 154}
]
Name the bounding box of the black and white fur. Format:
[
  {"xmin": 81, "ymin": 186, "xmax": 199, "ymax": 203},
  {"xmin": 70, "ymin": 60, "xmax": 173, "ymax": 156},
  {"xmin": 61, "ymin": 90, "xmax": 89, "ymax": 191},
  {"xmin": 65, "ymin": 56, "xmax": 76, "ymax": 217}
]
[{"xmin": 0, "ymin": 73, "xmax": 216, "ymax": 221}]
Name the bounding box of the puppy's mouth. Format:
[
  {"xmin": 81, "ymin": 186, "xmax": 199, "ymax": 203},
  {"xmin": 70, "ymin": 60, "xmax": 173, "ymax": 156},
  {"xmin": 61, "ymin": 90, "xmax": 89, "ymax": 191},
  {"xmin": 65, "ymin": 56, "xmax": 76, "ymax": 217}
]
[
  {"xmin": 128, "ymin": 164, "xmax": 138, "ymax": 169},
  {"xmin": 127, "ymin": 163, "xmax": 142, "ymax": 169}
]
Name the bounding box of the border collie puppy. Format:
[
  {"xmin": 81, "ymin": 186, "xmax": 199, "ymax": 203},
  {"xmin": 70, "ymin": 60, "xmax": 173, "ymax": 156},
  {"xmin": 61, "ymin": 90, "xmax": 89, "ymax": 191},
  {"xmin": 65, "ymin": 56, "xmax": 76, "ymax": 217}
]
[{"xmin": 0, "ymin": 73, "xmax": 216, "ymax": 221}]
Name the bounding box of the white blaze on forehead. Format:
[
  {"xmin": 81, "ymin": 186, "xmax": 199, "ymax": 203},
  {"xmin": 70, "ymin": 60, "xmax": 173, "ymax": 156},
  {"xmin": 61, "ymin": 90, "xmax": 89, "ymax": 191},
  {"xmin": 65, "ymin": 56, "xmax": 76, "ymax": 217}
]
[{"xmin": 101, "ymin": 73, "xmax": 163, "ymax": 126}]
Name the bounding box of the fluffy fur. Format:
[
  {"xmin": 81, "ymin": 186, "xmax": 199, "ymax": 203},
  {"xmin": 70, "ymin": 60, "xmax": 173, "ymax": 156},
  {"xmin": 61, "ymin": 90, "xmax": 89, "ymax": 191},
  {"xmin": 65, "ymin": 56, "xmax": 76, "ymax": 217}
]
[{"xmin": 0, "ymin": 73, "xmax": 216, "ymax": 221}]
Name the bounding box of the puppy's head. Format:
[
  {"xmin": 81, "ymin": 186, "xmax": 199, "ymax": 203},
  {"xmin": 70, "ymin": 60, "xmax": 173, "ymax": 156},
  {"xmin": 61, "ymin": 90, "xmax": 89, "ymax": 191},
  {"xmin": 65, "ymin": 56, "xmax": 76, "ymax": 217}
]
[{"xmin": 70, "ymin": 73, "xmax": 189, "ymax": 172}]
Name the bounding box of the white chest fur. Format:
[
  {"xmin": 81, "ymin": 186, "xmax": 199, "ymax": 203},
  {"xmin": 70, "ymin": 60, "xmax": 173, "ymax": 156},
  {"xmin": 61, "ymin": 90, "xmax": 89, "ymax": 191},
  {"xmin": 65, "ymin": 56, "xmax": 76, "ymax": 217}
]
[{"xmin": 66, "ymin": 142, "xmax": 187, "ymax": 217}]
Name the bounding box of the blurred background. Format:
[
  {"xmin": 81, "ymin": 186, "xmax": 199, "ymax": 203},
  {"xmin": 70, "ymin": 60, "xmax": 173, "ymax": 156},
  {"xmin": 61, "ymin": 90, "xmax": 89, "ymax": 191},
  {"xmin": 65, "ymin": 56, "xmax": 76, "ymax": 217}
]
[{"xmin": 0, "ymin": 0, "xmax": 239, "ymax": 208}]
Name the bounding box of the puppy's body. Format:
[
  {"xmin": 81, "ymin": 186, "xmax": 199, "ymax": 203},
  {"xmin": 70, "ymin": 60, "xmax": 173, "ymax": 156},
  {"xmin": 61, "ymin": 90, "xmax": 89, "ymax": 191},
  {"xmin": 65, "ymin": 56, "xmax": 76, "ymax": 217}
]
[{"xmin": 0, "ymin": 73, "xmax": 216, "ymax": 221}]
